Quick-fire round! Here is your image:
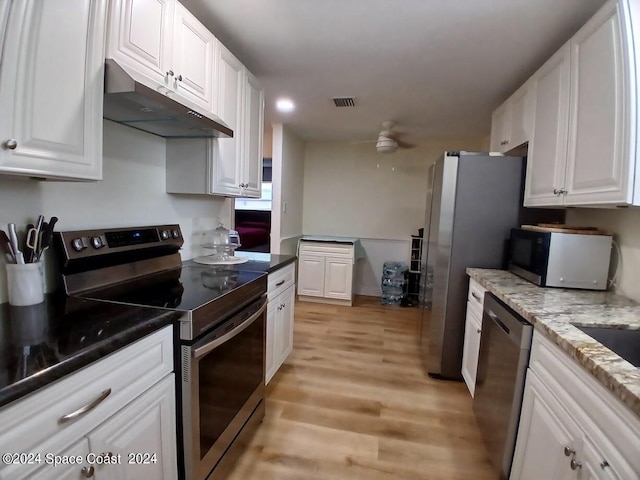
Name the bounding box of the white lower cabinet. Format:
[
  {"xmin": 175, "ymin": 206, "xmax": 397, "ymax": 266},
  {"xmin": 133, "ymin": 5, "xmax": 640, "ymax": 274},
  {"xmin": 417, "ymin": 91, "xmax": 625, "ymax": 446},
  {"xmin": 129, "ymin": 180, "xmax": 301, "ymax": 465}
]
[
  {"xmin": 266, "ymin": 263, "xmax": 296, "ymax": 384},
  {"xmin": 297, "ymin": 242, "xmax": 355, "ymax": 306},
  {"xmin": 88, "ymin": 375, "xmax": 177, "ymax": 480},
  {"xmin": 27, "ymin": 439, "xmax": 92, "ymax": 480},
  {"xmin": 0, "ymin": 327, "xmax": 177, "ymax": 480},
  {"xmin": 511, "ymin": 372, "xmax": 580, "ymax": 480},
  {"xmin": 510, "ymin": 332, "xmax": 640, "ymax": 480},
  {"xmin": 461, "ymin": 278, "xmax": 485, "ymax": 396},
  {"xmin": 461, "ymin": 303, "xmax": 482, "ymax": 397}
]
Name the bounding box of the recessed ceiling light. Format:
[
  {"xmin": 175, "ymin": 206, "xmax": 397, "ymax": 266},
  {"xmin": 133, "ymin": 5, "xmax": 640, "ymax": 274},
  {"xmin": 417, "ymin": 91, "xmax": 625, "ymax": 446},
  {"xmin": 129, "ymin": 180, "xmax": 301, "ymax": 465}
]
[{"xmin": 276, "ymin": 98, "xmax": 295, "ymax": 113}]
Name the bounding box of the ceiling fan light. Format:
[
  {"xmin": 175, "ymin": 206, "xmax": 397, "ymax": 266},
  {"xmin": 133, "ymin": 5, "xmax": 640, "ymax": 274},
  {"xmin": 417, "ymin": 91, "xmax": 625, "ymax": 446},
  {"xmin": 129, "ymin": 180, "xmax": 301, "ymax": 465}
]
[{"xmin": 376, "ymin": 136, "xmax": 398, "ymax": 153}]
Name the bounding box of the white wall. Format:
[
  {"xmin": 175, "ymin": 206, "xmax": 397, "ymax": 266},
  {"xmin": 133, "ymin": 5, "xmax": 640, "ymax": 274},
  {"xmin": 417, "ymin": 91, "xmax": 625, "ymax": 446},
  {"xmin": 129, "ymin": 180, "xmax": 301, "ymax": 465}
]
[
  {"xmin": 566, "ymin": 208, "xmax": 640, "ymax": 302},
  {"xmin": 271, "ymin": 124, "xmax": 305, "ymax": 255},
  {"xmin": 303, "ymin": 138, "xmax": 488, "ymax": 295},
  {"xmin": 0, "ymin": 120, "xmax": 230, "ymax": 302}
]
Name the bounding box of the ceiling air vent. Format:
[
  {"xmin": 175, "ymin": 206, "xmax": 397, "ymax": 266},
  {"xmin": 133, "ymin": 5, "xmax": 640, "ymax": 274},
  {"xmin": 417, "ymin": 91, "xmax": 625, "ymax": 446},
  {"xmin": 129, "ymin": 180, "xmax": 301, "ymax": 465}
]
[{"xmin": 332, "ymin": 97, "xmax": 356, "ymax": 107}]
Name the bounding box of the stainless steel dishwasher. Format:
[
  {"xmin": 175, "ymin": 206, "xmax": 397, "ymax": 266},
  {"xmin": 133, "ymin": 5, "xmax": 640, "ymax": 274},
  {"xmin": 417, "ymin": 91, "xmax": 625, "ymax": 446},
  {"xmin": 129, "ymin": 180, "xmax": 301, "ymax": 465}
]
[{"xmin": 473, "ymin": 292, "xmax": 533, "ymax": 480}]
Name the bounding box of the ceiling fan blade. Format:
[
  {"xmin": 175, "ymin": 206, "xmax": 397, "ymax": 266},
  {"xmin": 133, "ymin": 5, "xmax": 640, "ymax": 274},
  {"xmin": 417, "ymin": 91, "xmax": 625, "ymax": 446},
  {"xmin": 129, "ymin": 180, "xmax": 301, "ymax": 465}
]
[{"xmin": 397, "ymin": 139, "xmax": 416, "ymax": 149}]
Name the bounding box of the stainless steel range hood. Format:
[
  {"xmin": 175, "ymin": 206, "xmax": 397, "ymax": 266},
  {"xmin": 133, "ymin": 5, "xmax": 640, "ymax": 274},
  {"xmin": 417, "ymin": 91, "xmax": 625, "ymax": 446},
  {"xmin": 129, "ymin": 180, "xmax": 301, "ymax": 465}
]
[{"xmin": 103, "ymin": 59, "xmax": 233, "ymax": 139}]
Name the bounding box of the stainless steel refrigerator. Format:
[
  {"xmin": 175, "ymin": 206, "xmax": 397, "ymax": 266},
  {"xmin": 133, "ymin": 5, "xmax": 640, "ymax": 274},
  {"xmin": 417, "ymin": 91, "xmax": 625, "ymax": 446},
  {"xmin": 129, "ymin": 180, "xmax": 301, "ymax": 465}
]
[{"xmin": 419, "ymin": 152, "xmax": 524, "ymax": 380}]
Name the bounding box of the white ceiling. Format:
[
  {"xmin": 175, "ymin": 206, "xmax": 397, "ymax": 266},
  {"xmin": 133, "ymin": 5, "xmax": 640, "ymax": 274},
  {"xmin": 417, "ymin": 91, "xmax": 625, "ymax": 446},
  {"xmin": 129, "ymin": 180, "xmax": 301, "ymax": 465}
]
[{"xmin": 182, "ymin": 0, "xmax": 607, "ymax": 142}]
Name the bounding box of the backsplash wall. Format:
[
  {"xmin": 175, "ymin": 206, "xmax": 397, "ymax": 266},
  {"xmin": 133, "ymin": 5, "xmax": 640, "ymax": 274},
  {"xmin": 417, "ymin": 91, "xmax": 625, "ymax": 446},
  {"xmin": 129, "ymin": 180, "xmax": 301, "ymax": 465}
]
[
  {"xmin": 0, "ymin": 120, "xmax": 230, "ymax": 302},
  {"xmin": 566, "ymin": 208, "xmax": 640, "ymax": 302}
]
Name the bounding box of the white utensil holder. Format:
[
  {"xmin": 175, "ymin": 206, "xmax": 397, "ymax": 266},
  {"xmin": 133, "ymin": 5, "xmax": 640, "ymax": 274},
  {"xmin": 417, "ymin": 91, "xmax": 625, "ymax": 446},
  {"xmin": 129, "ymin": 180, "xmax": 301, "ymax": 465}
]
[{"xmin": 6, "ymin": 262, "xmax": 44, "ymax": 306}]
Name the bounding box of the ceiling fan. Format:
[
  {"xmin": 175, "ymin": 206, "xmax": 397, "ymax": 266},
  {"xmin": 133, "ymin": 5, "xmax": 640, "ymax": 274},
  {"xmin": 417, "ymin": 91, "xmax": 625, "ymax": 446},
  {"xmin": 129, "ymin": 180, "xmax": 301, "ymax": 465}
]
[{"xmin": 368, "ymin": 121, "xmax": 416, "ymax": 154}]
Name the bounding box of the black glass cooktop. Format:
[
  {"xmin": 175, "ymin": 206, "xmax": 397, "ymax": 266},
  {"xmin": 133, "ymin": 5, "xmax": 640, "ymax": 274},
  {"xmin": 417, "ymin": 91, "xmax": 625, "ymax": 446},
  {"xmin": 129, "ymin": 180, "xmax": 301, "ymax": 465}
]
[
  {"xmin": 0, "ymin": 295, "xmax": 179, "ymax": 407},
  {"xmin": 80, "ymin": 266, "xmax": 266, "ymax": 313}
]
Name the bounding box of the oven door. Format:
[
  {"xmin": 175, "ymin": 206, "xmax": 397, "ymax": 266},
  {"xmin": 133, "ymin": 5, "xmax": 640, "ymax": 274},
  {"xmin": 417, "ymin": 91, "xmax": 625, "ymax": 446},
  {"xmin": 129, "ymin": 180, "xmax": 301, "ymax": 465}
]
[
  {"xmin": 181, "ymin": 296, "xmax": 266, "ymax": 480},
  {"xmin": 507, "ymin": 229, "xmax": 551, "ymax": 285}
]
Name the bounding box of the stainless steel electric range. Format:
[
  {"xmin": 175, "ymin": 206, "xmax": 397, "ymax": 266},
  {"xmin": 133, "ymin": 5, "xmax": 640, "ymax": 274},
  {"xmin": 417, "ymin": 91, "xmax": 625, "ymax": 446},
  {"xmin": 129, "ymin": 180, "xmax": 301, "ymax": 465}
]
[{"xmin": 55, "ymin": 224, "xmax": 267, "ymax": 480}]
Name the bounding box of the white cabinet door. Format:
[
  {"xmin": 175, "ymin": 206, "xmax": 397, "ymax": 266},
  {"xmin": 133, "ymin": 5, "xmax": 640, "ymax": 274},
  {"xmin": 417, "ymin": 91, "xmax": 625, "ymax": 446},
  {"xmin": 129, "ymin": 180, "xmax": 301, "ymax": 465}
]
[
  {"xmin": 511, "ymin": 372, "xmax": 580, "ymax": 480},
  {"xmin": 323, "ymin": 257, "xmax": 353, "ymax": 300},
  {"xmin": 107, "ymin": 0, "xmax": 174, "ymax": 88},
  {"xmin": 88, "ymin": 375, "xmax": 178, "ymax": 480},
  {"xmin": 25, "ymin": 439, "xmax": 92, "ymax": 480},
  {"xmin": 265, "ymin": 299, "xmax": 278, "ymax": 384},
  {"xmin": 461, "ymin": 304, "xmax": 482, "ymax": 397},
  {"xmin": 172, "ymin": 2, "xmax": 214, "ymax": 112},
  {"xmin": 510, "ymin": 81, "xmax": 536, "ymax": 150},
  {"xmin": 580, "ymin": 436, "xmax": 631, "ymax": 480},
  {"xmin": 211, "ymin": 41, "xmax": 243, "ymax": 196},
  {"xmin": 490, "ymin": 102, "xmax": 510, "ymax": 152},
  {"xmin": 278, "ymin": 285, "xmax": 295, "ymax": 366},
  {"xmin": 241, "ymin": 69, "xmax": 264, "ymax": 198},
  {"xmin": 0, "ymin": 0, "xmax": 106, "ymax": 180},
  {"xmin": 297, "ymin": 255, "xmax": 325, "ymax": 297},
  {"xmin": 564, "ymin": 0, "xmax": 629, "ymax": 205},
  {"xmin": 524, "ymin": 43, "xmax": 571, "ymax": 207}
]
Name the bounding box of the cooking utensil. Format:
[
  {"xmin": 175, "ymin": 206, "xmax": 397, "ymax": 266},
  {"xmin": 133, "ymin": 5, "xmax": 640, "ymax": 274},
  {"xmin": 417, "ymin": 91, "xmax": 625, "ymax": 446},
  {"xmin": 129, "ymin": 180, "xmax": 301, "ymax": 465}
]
[
  {"xmin": 24, "ymin": 223, "xmax": 36, "ymax": 263},
  {"xmin": 26, "ymin": 215, "xmax": 44, "ymax": 263},
  {"xmin": 36, "ymin": 216, "xmax": 58, "ymax": 261},
  {"xmin": 8, "ymin": 223, "xmax": 24, "ymax": 264},
  {"xmin": 0, "ymin": 230, "xmax": 15, "ymax": 263}
]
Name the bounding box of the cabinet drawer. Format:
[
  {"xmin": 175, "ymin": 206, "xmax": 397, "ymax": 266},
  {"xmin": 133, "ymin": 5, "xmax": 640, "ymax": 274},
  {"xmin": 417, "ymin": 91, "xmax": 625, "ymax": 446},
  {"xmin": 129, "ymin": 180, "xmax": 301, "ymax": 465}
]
[
  {"xmin": 299, "ymin": 242, "xmax": 354, "ymax": 258},
  {"xmin": 467, "ymin": 278, "xmax": 485, "ymax": 312},
  {"xmin": 0, "ymin": 326, "xmax": 173, "ymax": 470},
  {"xmin": 268, "ymin": 262, "xmax": 295, "ymax": 300}
]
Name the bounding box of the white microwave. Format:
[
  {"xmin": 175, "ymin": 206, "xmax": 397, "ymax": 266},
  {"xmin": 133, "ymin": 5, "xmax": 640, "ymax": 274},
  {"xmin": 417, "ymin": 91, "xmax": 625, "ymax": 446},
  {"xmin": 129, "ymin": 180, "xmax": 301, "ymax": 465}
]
[{"xmin": 507, "ymin": 228, "xmax": 612, "ymax": 290}]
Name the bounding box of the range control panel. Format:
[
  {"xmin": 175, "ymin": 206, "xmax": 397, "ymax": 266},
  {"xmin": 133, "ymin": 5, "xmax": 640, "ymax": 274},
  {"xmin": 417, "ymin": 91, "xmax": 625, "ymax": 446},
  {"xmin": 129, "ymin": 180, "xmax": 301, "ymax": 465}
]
[{"xmin": 57, "ymin": 224, "xmax": 183, "ymax": 261}]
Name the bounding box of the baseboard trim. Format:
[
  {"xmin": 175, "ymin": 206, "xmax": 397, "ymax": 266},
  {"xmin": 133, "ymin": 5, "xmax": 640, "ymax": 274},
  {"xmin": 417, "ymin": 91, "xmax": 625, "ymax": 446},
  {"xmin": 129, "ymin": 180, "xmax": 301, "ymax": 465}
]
[{"xmin": 298, "ymin": 295, "xmax": 353, "ymax": 307}]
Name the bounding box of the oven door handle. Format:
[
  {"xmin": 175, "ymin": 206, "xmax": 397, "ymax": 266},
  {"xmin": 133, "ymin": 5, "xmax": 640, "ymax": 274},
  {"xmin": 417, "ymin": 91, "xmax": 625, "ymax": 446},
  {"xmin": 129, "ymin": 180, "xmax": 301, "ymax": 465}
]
[{"xmin": 192, "ymin": 300, "xmax": 267, "ymax": 359}]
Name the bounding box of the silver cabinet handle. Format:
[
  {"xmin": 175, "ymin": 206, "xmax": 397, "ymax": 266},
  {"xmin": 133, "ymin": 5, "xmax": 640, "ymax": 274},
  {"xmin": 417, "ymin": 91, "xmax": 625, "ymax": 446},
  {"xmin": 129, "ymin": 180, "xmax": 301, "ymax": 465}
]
[
  {"xmin": 276, "ymin": 280, "xmax": 285, "ymax": 287},
  {"xmin": 166, "ymin": 70, "xmax": 174, "ymax": 77},
  {"xmin": 176, "ymin": 74, "xmax": 183, "ymax": 81},
  {"xmin": 554, "ymin": 188, "xmax": 561, "ymax": 195},
  {"xmin": 476, "ymin": 328, "xmax": 482, "ymax": 334},
  {"xmin": 564, "ymin": 446, "xmax": 576, "ymax": 457},
  {"xmin": 600, "ymin": 460, "xmax": 610, "ymax": 469},
  {"xmin": 59, "ymin": 388, "xmax": 111, "ymax": 424},
  {"xmin": 471, "ymin": 292, "xmax": 481, "ymax": 302},
  {"xmin": 81, "ymin": 465, "xmax": 95, "ymax": 478},
  {"xmin": 570, "ymin": 459, "xmax": 582, "ymax": 470},
  {"xmin": 4, "ymin": 139, "xmax": 17, "ymax": 150}
]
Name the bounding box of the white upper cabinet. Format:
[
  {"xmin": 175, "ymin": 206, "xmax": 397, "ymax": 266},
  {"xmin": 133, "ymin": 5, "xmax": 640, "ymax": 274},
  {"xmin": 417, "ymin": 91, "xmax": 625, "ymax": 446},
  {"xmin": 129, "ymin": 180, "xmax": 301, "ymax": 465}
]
[
  {"xmin": 107, "ymin": 0, "xmax": 174, "ymax": 88},
  {"xmin": 242, "ymin": 69, "xmax": 265, "ymax": 198},
  {"xmin": 564, "ymin": 0, "xmax": 628, "ymax": 205},
  {"xmin": 524, "ymin": 44, "xmax": 571, "ymax": 207},
  {"xmin": 107, "ymin": 0, "xmax": 215, "ymax": 113},
  {"xmin": 0, "ymin": 0, "xmax": 106, "ymax": 180},
  {"xmin": 210, "ymin": 41, "xmax": 244, "ymax": 196},
  {"xmin": 168, "ymin": 40, "xmax": 264, "ymax": 198},
  {"xmin": 172, "ymin": 2, "xmax": 215, "ymax": 112},
  {"xmin": 523, "ymin": 0, "xmax": 640, "ymax": 207},
  {"xmin": 490, "ymin": 79, "xmax": 535, "ymax": 153}
]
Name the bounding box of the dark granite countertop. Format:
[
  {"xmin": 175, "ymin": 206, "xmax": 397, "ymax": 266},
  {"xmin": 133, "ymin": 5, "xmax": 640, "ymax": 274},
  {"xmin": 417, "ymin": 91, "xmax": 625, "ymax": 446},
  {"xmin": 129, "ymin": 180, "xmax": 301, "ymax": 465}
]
[
  {"xmin": 0, "ymin": 295, "xmax": 180, "ymax": 408},
  {"xmin": 184, "ymin": 252, "xmax": 296, "ymax": 274}
]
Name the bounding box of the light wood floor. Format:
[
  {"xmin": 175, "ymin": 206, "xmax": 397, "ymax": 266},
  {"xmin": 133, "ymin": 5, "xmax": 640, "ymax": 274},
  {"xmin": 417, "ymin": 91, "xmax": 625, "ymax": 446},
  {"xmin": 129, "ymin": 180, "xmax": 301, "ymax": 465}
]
[{"xmin": 227, "ymin": 296, "xmax": 496, "ymax": 480}]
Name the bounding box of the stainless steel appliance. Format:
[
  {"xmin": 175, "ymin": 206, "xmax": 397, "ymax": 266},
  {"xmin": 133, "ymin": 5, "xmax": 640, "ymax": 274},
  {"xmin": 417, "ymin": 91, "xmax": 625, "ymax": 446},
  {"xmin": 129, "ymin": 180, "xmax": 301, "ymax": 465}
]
[
  {"xmin": 473, "ymin": 293, "xmax": 532, "ymax": 480},
  {"xmin": 419, "ymin": 152, "xmax": 524, "ymax": 379},
  {"xmin": 103, "ymin": 59, "xmax": 233, "ymax": 139},
  {"xmin": 507, "ymin": 227, "xmax": 612, "ymax": 290},
  {"xmin": 55, "ymin": 224, "xmax": 267, "ymax": 480}
]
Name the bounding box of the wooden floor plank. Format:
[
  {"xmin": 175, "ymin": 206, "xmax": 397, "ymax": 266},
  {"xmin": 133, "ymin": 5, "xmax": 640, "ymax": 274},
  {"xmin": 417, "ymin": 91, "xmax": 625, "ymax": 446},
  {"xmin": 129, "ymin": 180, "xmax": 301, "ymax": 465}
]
[{"xmin": 225, "ymin": 295, "xmax": 495, "ymax": 479}]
